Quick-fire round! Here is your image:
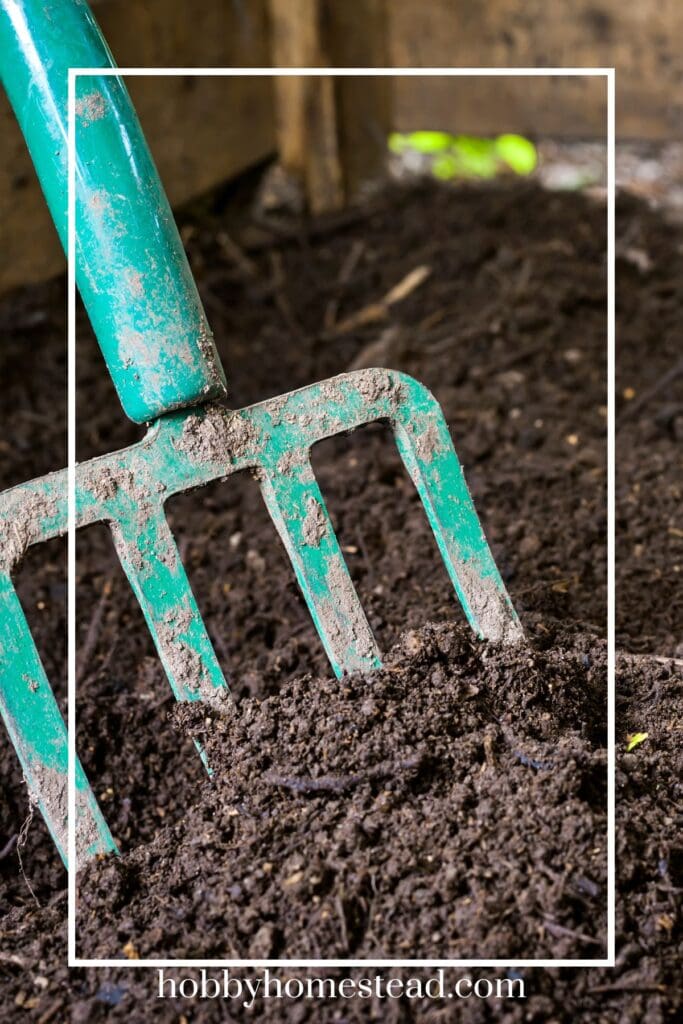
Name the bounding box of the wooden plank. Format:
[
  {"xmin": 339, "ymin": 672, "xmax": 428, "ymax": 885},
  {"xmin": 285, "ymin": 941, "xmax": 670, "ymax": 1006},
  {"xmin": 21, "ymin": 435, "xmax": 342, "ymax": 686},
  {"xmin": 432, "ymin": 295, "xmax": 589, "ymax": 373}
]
[
  {"xmin": 388, "ymin": 0, "xmax": 683, "ymax": 140},
  {"xmin": 269, "ymin": 0, "xmax": 344, "ymax": 213},
  {"xmin": 1, "ymin": 0, "xmax": 275, "ymax": 295},
  {"xmin": 391, "ymin": 75, "xmax": 607, "ymax": 139},
  {"xmin": 268, "ymin": 0, "xmax": 392, "ymax": 211},
  {"xmin": 269, "ymin": 0, "xmax": 321, "ymax": 178},
  {"xmin": 325, "ymin": 0, "xmax": 392, "ymax": 197}
]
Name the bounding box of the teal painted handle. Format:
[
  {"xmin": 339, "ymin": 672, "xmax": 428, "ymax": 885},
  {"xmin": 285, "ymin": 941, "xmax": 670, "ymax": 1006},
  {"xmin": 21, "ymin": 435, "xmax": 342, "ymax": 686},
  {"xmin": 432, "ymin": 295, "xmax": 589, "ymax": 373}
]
[{"xmin": 0, "ymin": 0, "xmax": 227, "ymax": 422}]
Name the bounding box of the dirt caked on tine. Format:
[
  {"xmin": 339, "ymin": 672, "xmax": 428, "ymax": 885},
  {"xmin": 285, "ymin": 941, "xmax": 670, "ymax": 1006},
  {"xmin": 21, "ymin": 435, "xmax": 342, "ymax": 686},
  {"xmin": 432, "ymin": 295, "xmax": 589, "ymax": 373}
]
[{"xmin": 0, "ymin": 0, "xmax": 523, "ymax": 869}]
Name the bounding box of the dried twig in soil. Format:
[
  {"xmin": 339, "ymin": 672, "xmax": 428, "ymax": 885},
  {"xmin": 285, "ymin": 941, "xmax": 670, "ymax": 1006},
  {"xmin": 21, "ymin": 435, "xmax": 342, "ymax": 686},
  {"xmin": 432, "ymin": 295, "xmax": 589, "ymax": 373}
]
[
  {"xmin": 16, "ymin": 799, "xmax": 40, "ymax": 909},
  {"xmin": 217, "ymin": 231, "xmax": 259, "ymax": 279},
  {"xmin": 0, "ymin": 834, "xmax": 17, "ymax": 860},
  {"xmin": 543, "ymin": 917, "xmax": 605, "ymax": 948},
  {"xmin": 76, "ymin": 579, "xmax": 111, "ymax": 685},
  {"xmin": 263, "ymin": 754, "xmax": 426, "ymax": 795},
  {"xmin": 618, "ymin": 356, "xmax": 683, "ymax": 424},
  {"xmin": 268, "ymin": 250, "xmax": 306, "ymax": 340},
  {"xmin": 324, "ymin": 239, "xmax": 366, "ymax": 330},
  {"xmin": 331, "ymin": 265, "xmax": 431, "ymax": 335}
]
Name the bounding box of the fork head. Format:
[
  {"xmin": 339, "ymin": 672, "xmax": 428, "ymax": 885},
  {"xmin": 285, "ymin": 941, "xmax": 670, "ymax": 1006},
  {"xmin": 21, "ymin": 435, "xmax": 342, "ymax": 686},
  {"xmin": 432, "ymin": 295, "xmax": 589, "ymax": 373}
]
[{"xmin": 0, "ymin": 368, "xmax": 523, "ymax": 866}]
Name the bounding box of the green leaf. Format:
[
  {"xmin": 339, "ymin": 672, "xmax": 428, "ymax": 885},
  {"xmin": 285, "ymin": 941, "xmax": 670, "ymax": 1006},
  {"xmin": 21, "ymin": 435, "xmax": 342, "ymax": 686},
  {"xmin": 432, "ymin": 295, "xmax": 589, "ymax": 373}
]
[
  {"xmin": 495, "ymin": 134, "xmax": 538, "ymax": 175},
  {"xmin": 451, "ymin": 136, "xmax": 499, "ymax": 178},
  {"xmin": 626, "ymin": 732, "xmax": 648, "ymax": 752},
  {"xmin": 389, "ymin": 131, "xmax": 538, "ymax": 180},
  {"xmin": 431, "ymin": 153, "xmax": 460, "ymax": 180},
  {"xmin": 404, "ymin": 130, "xmax": 457, "ymax": 154},
  {"xmin": 389, "ymin": 131, "xmax": 455, "ymax": 155},
  {"xmin": 388, "ymin": 132, "xmax": 409, "ymax": 154}
]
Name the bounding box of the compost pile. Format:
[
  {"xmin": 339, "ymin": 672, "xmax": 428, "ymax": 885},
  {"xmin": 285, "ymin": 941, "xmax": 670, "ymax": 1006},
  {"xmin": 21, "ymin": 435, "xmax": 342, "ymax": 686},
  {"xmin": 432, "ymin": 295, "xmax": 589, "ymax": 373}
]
[
  {"xmin": 80, "ymin": 620, "xmax": 607, "ymax": 961},
  {"xmin": 0, "ymin": 181, "xmax": 680, "ymax": 1020}
]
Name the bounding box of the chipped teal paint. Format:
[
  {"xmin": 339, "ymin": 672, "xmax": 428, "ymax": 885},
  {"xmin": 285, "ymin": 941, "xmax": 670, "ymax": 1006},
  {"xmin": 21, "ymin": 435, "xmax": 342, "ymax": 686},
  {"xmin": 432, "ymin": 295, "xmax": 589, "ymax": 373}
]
[
  {"xmin": 0, "ymin": 0, "xmax": 227, "ymax": 422},
  {"xmin": 0, "ymin": 368, "xmax": 522, "ymax": 863}
]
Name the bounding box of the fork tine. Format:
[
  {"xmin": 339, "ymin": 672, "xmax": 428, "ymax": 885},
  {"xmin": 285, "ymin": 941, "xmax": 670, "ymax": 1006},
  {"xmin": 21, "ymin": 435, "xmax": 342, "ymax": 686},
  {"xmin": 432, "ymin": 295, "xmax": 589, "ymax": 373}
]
[
  {"xmin": 392, "ymin": 377, "xmax": 524, "ymax": 644},
  {"xmin": 0, "ymin": 572, "xmax": 116, "ymax": 867},
  {"xmin": 109, "ymin": 503, "xmax": 229, "ymax": 707},
  {"xmin": 259, "ymin": 456, "xmax": 381, "ymax": 677}
]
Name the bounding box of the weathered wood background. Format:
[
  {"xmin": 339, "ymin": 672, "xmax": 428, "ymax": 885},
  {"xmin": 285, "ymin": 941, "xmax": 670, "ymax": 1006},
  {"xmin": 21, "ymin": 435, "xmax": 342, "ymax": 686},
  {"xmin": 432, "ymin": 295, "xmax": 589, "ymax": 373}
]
[
  {"xmin": 1, "ymin": 0, "xmax": 274, "ymax": 294},
  {"xmin": 2, "ymin": 0, "xmax": 681, "ymax": 293},
  {"xmin": 389, "ymin": 0, "xmax": 682, "ymax": 139}
]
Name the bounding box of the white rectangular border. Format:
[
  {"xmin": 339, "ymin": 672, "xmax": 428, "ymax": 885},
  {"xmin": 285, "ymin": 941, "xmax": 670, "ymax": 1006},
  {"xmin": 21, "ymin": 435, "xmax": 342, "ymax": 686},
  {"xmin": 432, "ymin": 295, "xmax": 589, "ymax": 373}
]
[{"xmin": 68, "ymin": 67, "xmax": 616, "ymax": 969}]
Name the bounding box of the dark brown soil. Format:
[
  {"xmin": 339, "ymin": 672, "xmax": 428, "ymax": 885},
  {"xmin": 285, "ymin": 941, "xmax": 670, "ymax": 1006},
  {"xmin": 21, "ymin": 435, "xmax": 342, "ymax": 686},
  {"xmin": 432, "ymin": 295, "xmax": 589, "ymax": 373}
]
[
  {"xmin": 0, "ymin": 180, "xmax": 679, "ymax": 1020},
  {"xmin": 79, "ymin": 620, "xmax": 608, "ymax": 961},
  {"xmin": 615, "ymin": 194, "xmax": 683, "ymax": 656}
]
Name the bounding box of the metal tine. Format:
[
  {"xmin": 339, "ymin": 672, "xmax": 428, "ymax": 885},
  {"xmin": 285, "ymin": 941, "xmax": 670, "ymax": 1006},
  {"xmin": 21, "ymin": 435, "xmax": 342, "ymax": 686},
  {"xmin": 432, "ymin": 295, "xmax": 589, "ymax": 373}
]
[
  {"xmin": 78, "ymin": 457, "xmax": 229, "ymax": 774},
  {"xmin": 259, "ymin": 455, "xmax": 381, "ymax": 678},
  {"xmin": 0, "ymin": 572, "xmax": 116, "ymax": 867},
  {"xmin": 390, "ymin": 380, "xmax": 524, "ymax": 645},
  {"xmin": 109, "ymin": 502, "xmax": 230, "ymax": 713}
]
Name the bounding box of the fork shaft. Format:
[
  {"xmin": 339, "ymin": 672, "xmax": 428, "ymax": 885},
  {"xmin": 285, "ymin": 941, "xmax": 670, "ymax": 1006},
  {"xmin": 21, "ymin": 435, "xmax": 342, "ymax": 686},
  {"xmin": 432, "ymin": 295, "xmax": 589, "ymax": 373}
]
[{"xmin": 0, "ymin": 0, "xmax": 227, "ymax": 422}]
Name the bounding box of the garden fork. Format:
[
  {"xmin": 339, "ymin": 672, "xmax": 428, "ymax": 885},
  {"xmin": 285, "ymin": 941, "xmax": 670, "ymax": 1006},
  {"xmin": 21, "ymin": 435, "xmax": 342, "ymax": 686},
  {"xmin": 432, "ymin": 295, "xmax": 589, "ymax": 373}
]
[{"xmin": 0, "ymin": 0, "xmax": 523, "ymax": 868}]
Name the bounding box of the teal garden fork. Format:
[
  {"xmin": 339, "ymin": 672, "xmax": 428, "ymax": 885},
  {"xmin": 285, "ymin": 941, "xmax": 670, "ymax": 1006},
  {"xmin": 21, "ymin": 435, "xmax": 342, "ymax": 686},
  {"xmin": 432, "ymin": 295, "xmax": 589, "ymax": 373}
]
[{"xmin": 0, "ymin": 0, "xmax": 523, "ymax": 869}]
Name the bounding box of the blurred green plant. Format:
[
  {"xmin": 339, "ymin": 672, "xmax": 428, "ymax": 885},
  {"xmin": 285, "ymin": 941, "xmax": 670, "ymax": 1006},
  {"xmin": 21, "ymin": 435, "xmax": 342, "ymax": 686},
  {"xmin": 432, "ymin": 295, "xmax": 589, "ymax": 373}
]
[
  {"xmin": 626, "ymin": 732, "xmax": 648, "ymax": 752},
  {"xmin": 389, "ymin": 131, "xmax": 537, "ymax": 180}
]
